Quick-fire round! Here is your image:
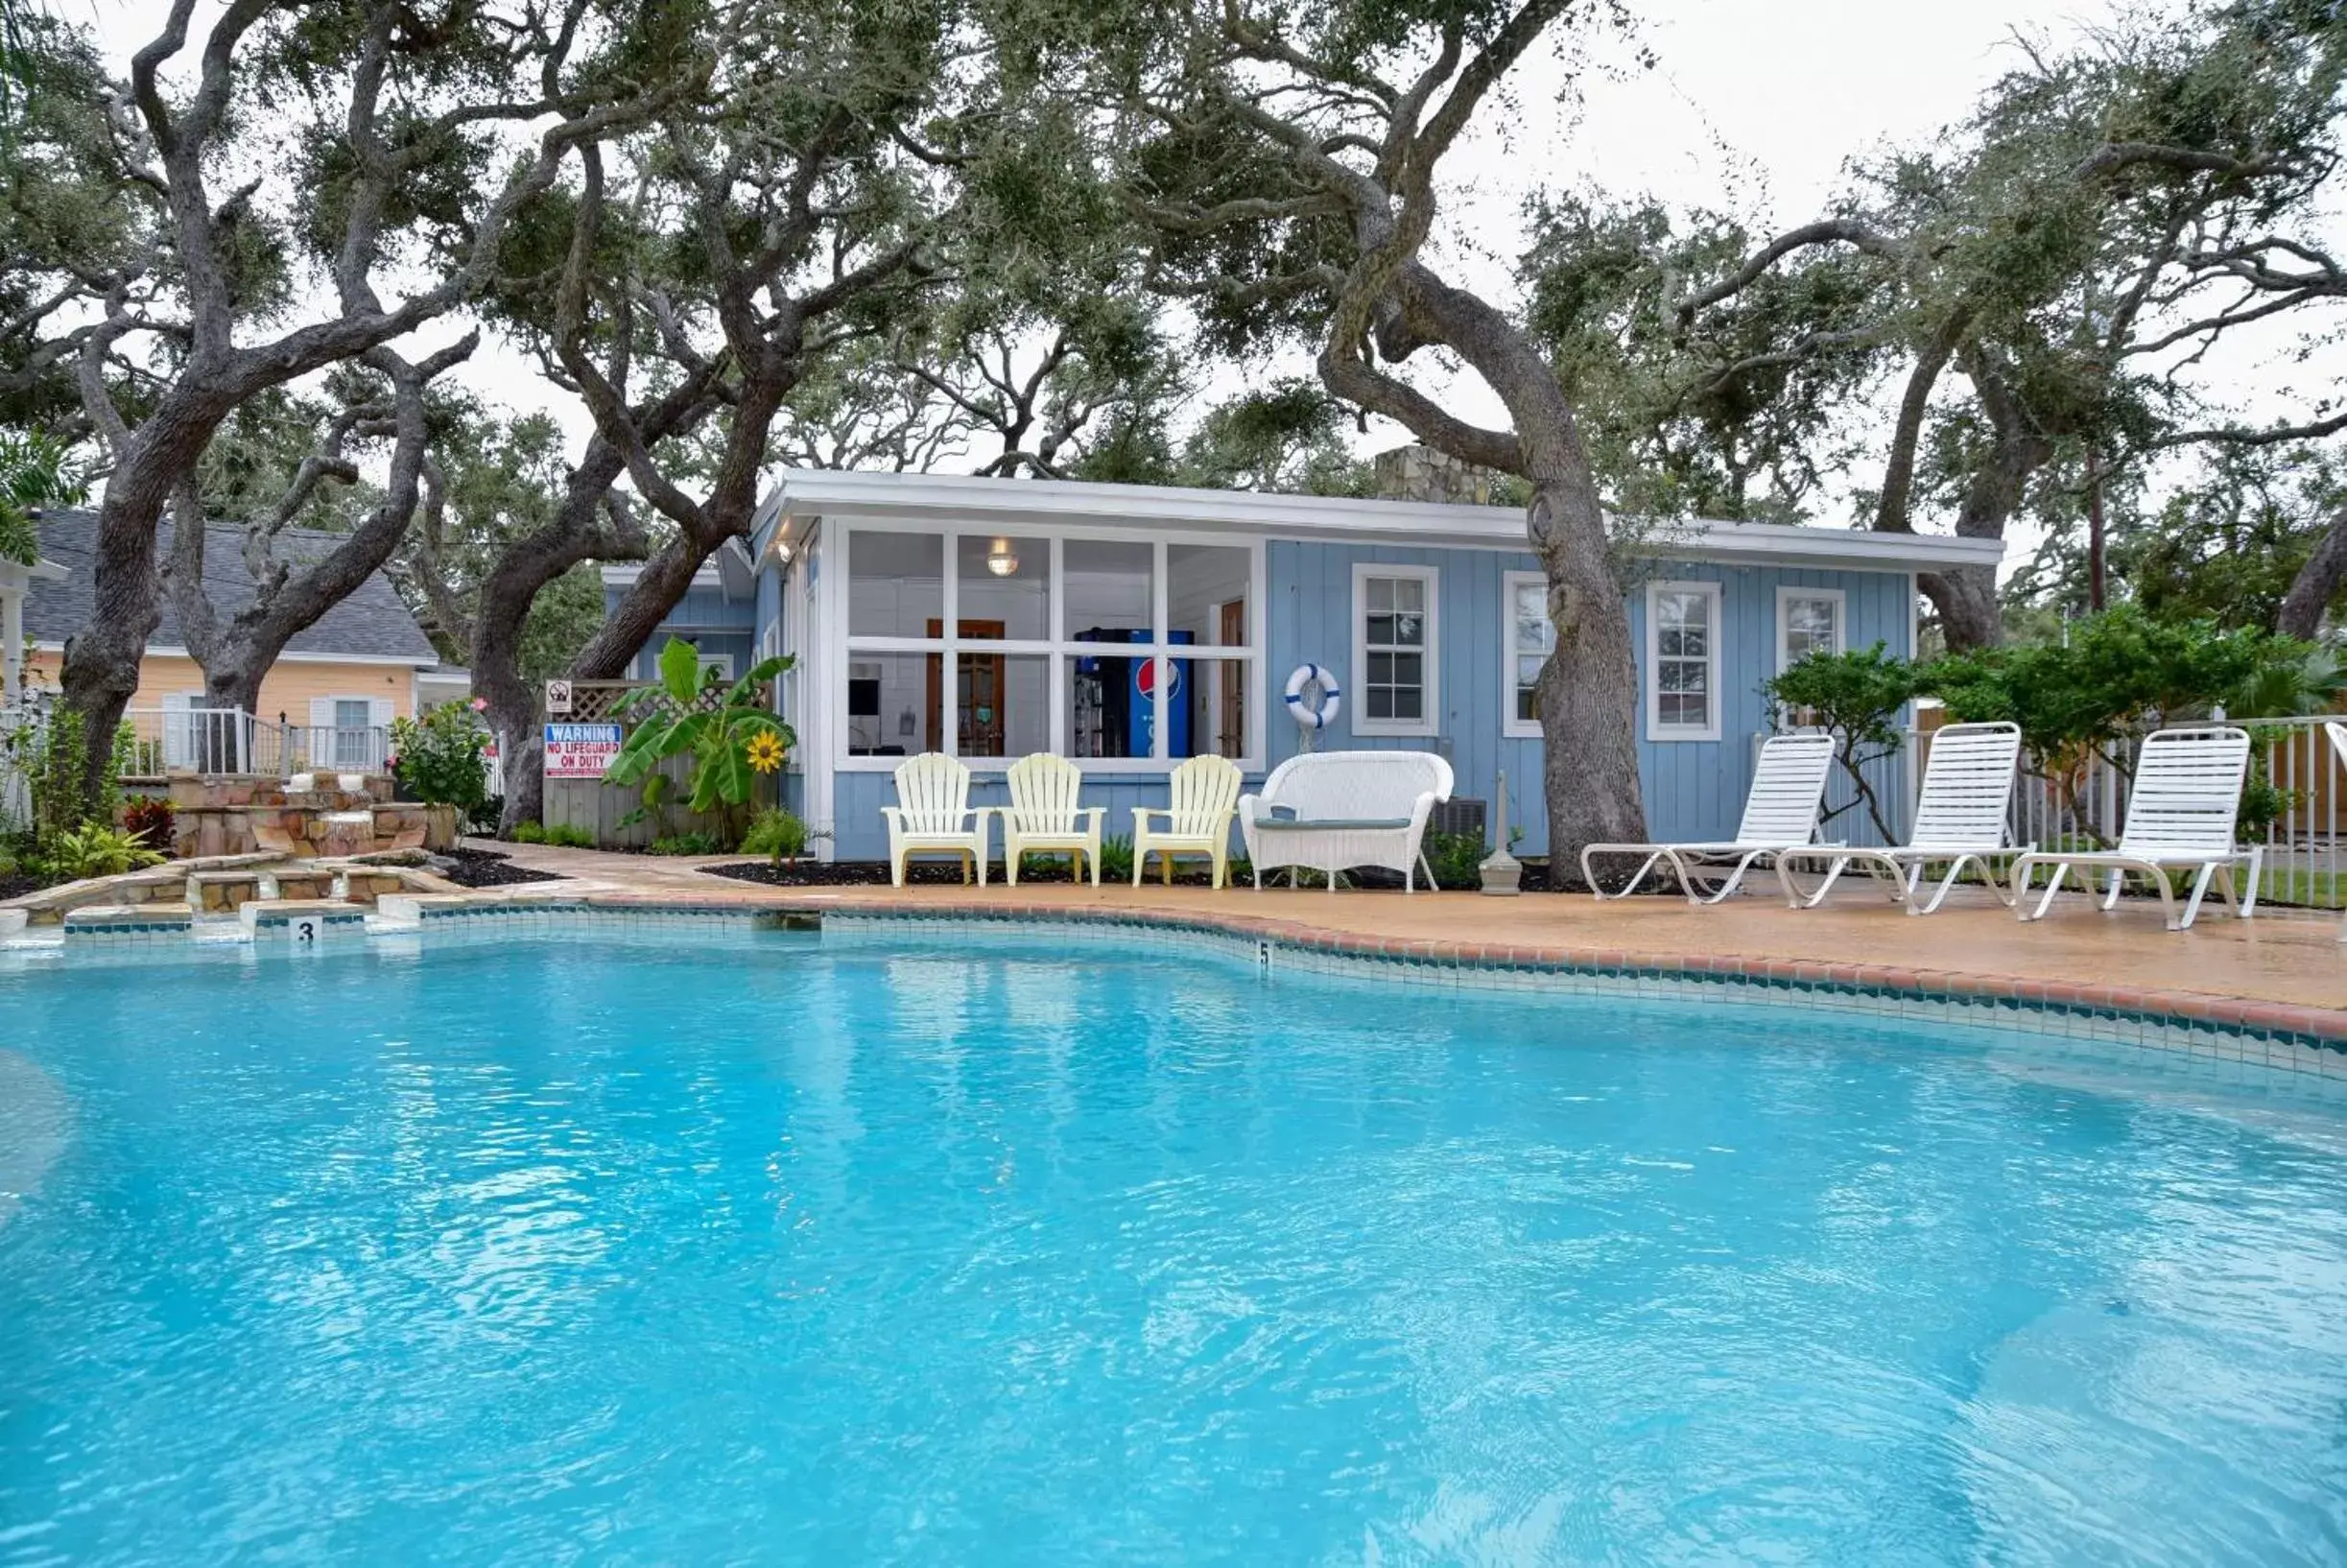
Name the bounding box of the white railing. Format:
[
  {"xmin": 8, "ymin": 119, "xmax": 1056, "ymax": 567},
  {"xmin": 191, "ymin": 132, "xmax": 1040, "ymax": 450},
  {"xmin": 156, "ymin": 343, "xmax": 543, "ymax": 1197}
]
[
  {"xmin": 287, "ymin": 724, "xmax": 391, "ymax": 773},
  {"xmin": 0, "ymin": 700, "xmax": 36, "ymax": 832},
  {"xmin": 114, "ymin": 708, "xmax": 391, "ymax": 778}
]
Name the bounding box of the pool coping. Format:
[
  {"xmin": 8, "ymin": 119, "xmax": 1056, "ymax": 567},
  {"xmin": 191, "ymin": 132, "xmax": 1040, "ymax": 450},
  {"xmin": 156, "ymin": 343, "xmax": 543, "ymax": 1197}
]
[{"xmin": 365, "ymin": 888, "xmax": 2347, "ymax": 1059}]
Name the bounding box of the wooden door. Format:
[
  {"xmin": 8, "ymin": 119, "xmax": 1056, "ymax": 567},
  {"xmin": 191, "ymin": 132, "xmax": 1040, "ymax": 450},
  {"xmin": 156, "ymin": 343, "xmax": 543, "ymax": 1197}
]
[
  {"xmin": 1217, "ymin": 599, "xmax": 1246, "ymax": 757},
  {"xmin": 926, "ymin": 620, "xmax": 1008, "ymax": 756}
]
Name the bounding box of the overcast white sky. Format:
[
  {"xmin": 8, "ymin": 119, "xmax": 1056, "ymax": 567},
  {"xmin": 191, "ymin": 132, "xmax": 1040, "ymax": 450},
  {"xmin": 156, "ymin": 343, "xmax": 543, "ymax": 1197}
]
[{"xmin": 79, "ymin": 0, "xmax": 2336, "ymax": 547}]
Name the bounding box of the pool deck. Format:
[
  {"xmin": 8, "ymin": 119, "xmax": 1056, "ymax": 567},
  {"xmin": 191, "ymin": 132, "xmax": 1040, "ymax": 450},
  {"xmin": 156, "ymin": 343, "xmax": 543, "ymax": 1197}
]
[{"xmin": 478, "ymin": 841, "xmax": 2347, "ymax": 1040}]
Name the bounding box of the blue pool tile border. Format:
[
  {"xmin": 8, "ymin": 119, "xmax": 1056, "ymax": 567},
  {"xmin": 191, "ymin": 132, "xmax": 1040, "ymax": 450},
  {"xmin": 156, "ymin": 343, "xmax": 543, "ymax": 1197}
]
[{"xmin": 374, "ymin": 895, "xmax": 2347, "ymax": 1077}]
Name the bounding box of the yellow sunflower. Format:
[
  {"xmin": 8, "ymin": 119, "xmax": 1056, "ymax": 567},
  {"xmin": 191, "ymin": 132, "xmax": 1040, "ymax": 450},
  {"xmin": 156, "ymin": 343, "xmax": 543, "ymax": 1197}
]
[{"xmin": 745, "ymin": 730, "xmax": 787, "ymax": 773}]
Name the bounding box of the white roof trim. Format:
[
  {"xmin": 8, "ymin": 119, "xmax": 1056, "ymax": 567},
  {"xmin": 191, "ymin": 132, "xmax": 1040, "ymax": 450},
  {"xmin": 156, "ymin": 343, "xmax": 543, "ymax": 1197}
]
[
  {"xmin": 761, "ymin": 469, "xmax": 2004, "ymax": 572},
  {"xmin": 0, "ymin": 557, "xmax": 67, "ymax": 586}
]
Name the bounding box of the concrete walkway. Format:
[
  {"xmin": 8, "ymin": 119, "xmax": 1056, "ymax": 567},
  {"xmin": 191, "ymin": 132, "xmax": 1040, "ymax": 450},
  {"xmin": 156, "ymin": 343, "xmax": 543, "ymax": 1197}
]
[{"xmin": 478, "ymin": 840, "xmax": 2347, "ymax": 1021}]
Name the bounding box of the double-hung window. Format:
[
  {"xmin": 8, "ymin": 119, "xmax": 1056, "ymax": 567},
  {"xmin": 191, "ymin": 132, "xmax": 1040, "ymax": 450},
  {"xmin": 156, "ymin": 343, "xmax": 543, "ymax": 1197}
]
[
  {"xmin": 1775, "ymin": 586, "xmax": 1844, "ymax": 672},
  {"xmin": 1646, "ymin": 581, "xmax": 1721, "ymax": 742},
  {"xmin": 1352, "ymin": 564, "xmax": 1438, "ymax": 736},
  {"xmin": 1503, "ymin": 570, "xmax": 1552, "ymax": 739}
]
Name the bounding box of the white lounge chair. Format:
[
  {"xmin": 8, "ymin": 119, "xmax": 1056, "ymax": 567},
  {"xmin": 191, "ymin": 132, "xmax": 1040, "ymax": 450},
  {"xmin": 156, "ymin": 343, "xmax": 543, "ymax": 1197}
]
[
  {"xmin": 2011, "ymin": 725, "xmax": 2259, "ymax": 931},
  {"xmin": 1774, "ymin": 721, "xmax": 2026, "ymax": 915},
  {"xmin": 1002, "ymin": 752, "xmax": 1102, "ymax": 887},
  {"xmin": 881, "ymin": 751, "xmax": 988, "ymax": 888},
  {"xmin": 1580, "ymin": 730, "xmax": 1837, "ymax": 903},
  {"xmin": 1239, "ymin": 749, "xmax": 1454, "ymax": 892},
  {"xmin": 1132, "ymin": 754, "xmax": 1242, "ymax": 888}
]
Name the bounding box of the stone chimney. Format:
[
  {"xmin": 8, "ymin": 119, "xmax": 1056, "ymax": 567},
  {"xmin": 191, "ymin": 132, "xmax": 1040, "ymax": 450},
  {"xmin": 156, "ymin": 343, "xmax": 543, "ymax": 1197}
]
[{"xmin": 1373, "ymin": 443, "xmax": 1501, "ymax": 506}]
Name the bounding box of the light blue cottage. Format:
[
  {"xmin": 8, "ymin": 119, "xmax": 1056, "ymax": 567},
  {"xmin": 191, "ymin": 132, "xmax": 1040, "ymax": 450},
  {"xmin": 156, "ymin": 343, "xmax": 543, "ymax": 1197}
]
[{"xmin": 602, "ymin": 470, "xmax": 2002, "ymax": 862}]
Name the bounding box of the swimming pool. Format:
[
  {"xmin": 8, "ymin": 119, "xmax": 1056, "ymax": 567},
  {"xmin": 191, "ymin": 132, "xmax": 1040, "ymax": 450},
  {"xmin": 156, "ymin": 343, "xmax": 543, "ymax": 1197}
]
[{"xmin": 4, "ymin": 924, "xmax": 2345, "ymax": 1564}]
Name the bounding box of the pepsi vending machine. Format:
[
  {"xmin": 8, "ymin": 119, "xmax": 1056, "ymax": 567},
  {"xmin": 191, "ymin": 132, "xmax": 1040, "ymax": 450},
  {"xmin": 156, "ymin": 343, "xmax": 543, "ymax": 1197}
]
[{"xmin": 1074, "ymin": 629, "xmax": 1194, "ymax": 757}]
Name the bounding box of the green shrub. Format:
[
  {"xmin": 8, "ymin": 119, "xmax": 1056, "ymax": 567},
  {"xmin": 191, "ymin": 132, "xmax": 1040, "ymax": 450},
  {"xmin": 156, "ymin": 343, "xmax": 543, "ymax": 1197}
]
[
  {"xmin": 468, "ymin": 796, "xmax": 505, "ymax": 836},
  {"xmin": 389, "ymin": 701, "xmax": 491, "ymax": 813},
  {"xmin": 1422, "ymin": 829, "xmax": 1486, "ymax": 890},
  {"xmin": 647, "ymin": 831, "xmax": 723, "ymax": 856},
  {"xmin": 739, "ymin": 807, "xmax": 809, "ymax": 864},
  {"xmin": 1096, "ymin": 833, "xmax": 1134, "ymax": 882},
  {"xmin": 1763, "ymin": 644, "xmax": 1919, "ymax": 843},
  {"xmin": 41, "ymin": 822, "xmax": 166, "ymax": 881},
  {"xmin": 510, "ymin": 820, "xmax": 547, "ymax": 843},
  {"xmin": 544, "ymin": 823, "xmax": 597, "ymax": 849}
]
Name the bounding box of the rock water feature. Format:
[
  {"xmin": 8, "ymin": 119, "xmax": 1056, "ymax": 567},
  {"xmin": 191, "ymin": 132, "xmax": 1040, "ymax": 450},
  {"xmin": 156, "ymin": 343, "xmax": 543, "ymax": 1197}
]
[{"xmin": 159, "ymin": 772, "xmax": 460, "ymax": 860}]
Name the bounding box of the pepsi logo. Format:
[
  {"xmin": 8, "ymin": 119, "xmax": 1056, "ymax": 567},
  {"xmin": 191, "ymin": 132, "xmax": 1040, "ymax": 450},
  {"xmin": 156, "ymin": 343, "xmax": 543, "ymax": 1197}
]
[{"xmin": 1135, "ymin": 658, "xmax": 1184, "ymax": 699}]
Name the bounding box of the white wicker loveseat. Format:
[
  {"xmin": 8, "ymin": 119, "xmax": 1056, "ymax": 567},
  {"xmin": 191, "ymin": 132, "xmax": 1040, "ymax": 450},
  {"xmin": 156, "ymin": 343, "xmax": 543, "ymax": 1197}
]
[{"xmin": 1239, "ymin": 750, "xmax": 1455, "ymax": 892}]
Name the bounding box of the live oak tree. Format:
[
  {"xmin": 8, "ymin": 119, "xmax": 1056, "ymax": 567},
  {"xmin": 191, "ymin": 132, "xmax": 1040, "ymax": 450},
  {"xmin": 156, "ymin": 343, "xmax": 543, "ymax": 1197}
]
[
  {"xmin": 1657, "ymin": 0, "xmax": 2344, "ymax": 648},
  {"xmin": 1113, "ymin": 0, "xmax": 1654, "ymax": 878},
  {"xmin": 388, "ymin": 403, "xmax": 606, "ymax": 683},
  {"xmin": 461, "ymin": 0, "xmax": 961, "ymax": 832},
  {"xmin": 166, "ymin": 336, "xmax": 479, "ymax": 727},
  {"xmin": 30, "ymin": 0, "xmax": 669, "ymax": 806}
]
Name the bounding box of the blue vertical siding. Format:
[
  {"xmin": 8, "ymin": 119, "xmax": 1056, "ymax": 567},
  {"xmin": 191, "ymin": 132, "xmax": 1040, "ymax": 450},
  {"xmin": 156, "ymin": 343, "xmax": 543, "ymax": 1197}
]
[
  {"xmin": 1267, "ymin": 541, "xmax": 1913, "ymax": 852},
  {"xmin": 657, "ymin": 535, "xmax": 1918, "ymax": 864},
  {"xmin": 613, "ymin": 582, "xmax": 758, "ymax": 679}
]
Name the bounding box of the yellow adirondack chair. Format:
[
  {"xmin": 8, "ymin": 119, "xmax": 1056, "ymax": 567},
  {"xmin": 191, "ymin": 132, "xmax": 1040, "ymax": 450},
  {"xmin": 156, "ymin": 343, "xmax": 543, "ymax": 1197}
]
[
  {"xmin": 1003, "ymin": 753, "xmax": 1103, "ymax": 886},
  {"xmin": 1132, "ymin": 754, "xmax": 1242, "ymax": 889},
  {"xmin": 881, "ymin": 752, "xmax": 988, "ymax": 887}
]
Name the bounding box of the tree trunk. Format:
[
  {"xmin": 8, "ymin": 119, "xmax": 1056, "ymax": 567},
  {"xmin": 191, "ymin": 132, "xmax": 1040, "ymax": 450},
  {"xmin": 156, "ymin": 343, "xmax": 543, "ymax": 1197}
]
[
  {"xmin": 55, "ymin": 374, "xmax": 245, "ymax": 805},
  {"xmin": 569, "ymin": 533, "xmax": 719, "ymax": 680},
  {"xmin": 1919, "ymin": 351, "xmax": 2056, "ymax": 651},
  {"xmin": 1529, "ymin": 484, "xmax": 1647, "ymax": 885},
  {"xmin": 1918, "ymin": 565, "xmax": 2003, "ymax": 653},
  {"xmin": 472, "ymin": 480, "xmax": 637, "ymax": 833},
  {"xmin": 2277, "ymin": 501, "xmax": 2347, "ymax": 640},
  {"xmin": 1390, "ymin": 267, "xmax": 1648, "ymax": 886}
]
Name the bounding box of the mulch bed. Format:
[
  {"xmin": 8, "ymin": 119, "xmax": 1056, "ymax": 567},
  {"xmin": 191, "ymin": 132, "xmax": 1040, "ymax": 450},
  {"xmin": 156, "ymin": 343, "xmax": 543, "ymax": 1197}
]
[
  {"xmin": 436, "ymin": 846, "xmax": 568, "ymax": 889},
  {"xmin": 699, "ymin": 858, "xmax": 1582, "ymax": 892},
  {"xmin": 0, "ymin": 872, "xmax": 37, "ymax": 902}
]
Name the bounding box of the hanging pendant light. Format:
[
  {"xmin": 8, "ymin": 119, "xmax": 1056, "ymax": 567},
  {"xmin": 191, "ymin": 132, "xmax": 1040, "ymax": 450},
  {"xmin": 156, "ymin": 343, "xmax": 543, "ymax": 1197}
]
[{"xmin": 985, "ymin": 537, "xmax": 1019, "ymax": 577}]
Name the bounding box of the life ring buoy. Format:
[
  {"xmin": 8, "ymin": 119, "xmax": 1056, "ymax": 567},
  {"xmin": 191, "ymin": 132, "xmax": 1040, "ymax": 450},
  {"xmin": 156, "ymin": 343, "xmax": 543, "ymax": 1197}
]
[{"xmin": 1284, "ymin": 663, "xmax": 1341, "ymax": 729}]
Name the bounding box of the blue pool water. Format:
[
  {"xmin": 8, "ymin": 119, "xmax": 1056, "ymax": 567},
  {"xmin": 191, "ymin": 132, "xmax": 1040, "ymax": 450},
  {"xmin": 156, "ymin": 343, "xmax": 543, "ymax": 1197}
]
[{"xmin": 3, "ymin": 929, "xmax": 2347, "ymax": 1566}]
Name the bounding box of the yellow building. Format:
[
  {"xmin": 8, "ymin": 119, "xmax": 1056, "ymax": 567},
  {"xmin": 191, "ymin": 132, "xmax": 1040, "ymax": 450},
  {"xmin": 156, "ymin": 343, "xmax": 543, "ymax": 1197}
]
[{"xmin": 21, "ymin": 510, "xmax": 450, "ymax": 771}]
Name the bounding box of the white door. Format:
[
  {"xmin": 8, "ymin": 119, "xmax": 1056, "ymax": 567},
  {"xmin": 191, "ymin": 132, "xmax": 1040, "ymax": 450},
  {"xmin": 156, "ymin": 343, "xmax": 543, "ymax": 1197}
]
[{"xmin": 161, "ymin": 693, "xmax": 202, "ymax": 770}]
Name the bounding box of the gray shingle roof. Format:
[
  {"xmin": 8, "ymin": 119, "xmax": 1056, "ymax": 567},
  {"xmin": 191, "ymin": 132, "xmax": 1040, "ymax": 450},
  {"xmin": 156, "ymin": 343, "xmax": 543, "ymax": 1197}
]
[{"xmin": 24, "ymin": 509, "xmax": 439, "ymax": 664}]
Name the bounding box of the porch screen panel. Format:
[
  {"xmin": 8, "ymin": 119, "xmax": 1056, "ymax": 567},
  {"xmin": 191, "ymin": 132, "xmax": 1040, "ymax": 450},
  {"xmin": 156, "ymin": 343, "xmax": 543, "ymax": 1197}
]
[
  {"xmin": 847, "ymin": 653, "xmax": 938, "ymax": 756},
  {"xmin": 956, "ymin": 534, "xmax": 1050, "ymax": 641},
  {"xmin": 1167, "ymin": 544, "xmax": 1252, "ymax": 759},
  {"xmin": 849, "ymin": 532, "xmax": 943, "ymax": 638}
]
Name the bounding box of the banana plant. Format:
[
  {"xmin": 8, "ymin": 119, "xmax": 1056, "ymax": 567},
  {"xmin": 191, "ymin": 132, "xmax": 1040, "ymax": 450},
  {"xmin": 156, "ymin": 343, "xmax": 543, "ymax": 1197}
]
[{"xmin": 603, "ymin": 638, "xmax": 795, "ymax": 844}]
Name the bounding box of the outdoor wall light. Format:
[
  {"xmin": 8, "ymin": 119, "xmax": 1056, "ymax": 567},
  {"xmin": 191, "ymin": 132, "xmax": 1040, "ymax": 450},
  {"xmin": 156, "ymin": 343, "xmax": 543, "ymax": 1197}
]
[{"xmin": 985, "ymin": 537, "xmax": 1019, "ymax": 577}]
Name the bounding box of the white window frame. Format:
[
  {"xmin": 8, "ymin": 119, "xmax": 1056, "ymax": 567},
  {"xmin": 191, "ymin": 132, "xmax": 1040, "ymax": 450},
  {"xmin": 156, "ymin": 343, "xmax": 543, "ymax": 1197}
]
[
  {"xmin": 834, "ymin": 521, "xmax": 1267, "ymax": 774},
  {"xmin": 1502, "ymin": 569, "xmax": 1550, "ymax": 740},
  {"xmin": 1350, "ymin": 562, "xmax": 1440, "ymax": 738},
  {"xmin": 1774, "ymin": 584, "xmax": 1846, "ymax": 675},
  {"xmin": 1645, "ymin": 579, "xmax": 1722, "ymax": 743},
  {"xmin": 697, "ymin": 653, "xmax": 736, "ymax": 682}
]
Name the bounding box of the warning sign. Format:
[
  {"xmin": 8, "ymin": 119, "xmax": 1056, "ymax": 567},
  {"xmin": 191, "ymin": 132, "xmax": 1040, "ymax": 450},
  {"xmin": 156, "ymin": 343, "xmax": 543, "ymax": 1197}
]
[{"xmin": 543, "ymin": 723, "xmax": 623, "ymax": 779}]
